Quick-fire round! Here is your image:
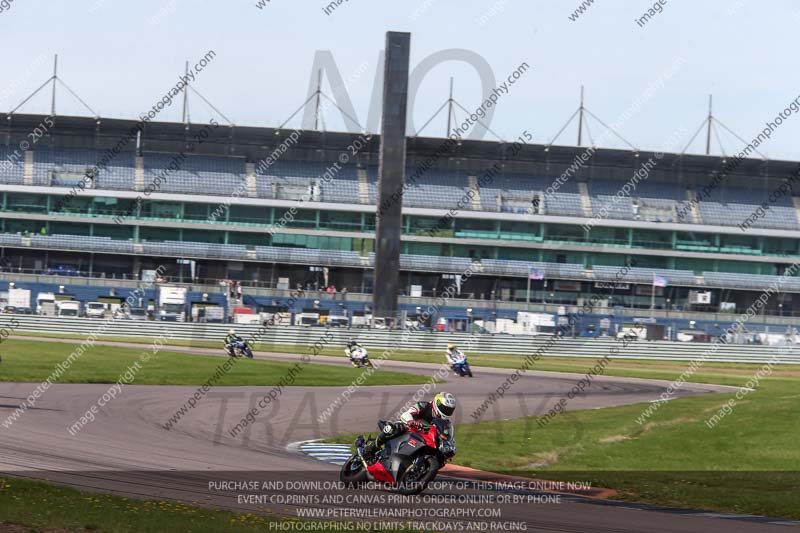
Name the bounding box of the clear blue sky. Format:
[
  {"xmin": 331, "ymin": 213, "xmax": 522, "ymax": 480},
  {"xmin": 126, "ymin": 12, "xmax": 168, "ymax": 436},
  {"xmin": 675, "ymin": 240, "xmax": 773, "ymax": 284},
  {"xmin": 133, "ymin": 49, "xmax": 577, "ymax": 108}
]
[{"xmin": 2, "ymin": 0, "xmax": 799, "ymax": 160}]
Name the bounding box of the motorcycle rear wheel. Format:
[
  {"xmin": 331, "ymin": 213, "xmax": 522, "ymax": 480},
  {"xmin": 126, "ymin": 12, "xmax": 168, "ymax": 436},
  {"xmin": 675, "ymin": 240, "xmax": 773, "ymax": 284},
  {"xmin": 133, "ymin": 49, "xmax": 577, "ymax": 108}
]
[
  {"xmin": 340, "ymin": 456, "xmax": 368, "ymax": 487},
  {"xmin": 396, "ymin": 455, "xmax": 440, "ymax": 495}
]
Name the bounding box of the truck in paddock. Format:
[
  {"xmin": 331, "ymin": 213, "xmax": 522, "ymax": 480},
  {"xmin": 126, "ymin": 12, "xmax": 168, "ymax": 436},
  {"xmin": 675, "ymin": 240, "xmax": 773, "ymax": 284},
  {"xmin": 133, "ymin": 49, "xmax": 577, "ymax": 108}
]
[
  {"xmin": 85, "ymin": 302, "xmax": 106, "ymax": 319},
  {"xmin": 56, "ymin": 300, "xmax": 81, "ymax": 317},
  {"xmin": 158, "ymin": 286, "xmax": 188, "ymax": 321},
  {"xmin": 36, "ymin": 292, "xmax": 56, "ymax": 315}
]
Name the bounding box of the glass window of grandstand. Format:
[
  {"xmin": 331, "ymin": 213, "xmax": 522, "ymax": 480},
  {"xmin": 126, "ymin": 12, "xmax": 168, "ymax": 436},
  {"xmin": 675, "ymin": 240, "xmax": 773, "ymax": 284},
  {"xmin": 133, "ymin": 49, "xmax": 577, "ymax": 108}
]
[
  {"xmin": 5, "ymin": 193, "xmax": 48, "ymax": 213},
  {"xmin": 404, "ymin": 242, "xmax": 443, "ymax": 256},
  {"xmin": 675, "ymin": 232, "xmax": 715, "ymax": 252},
  {"xmin": 271, "ymin": 233, "xmax": 352, "ymax": 251},
  {"xmin": 139, "ymin": 226, "xmax": 180, "ymax": 242},
  {"xmin": 140, "ymin": 201, "xmax": 182, "ymax": 221},
  {"xmin": 93, "ymin": 223, "xmax": 132, "ymax": 241},
  {"xmin": 496, "ymin": 247, "xmax": 537, "ymax": 262},
  {"xmin": 4, "ymin": 218, "xmax": 39, "ymax": 235},
  {"xmin": 273, "ymin": 207, "xmax": 315, "ymax": 230},
  {"xmin": 715, "ymin": 259, "xmax": 770, "ymax": 275},
  {"xmin": 228, "ymin": 231, "xmax": 270, "ymax": 247},
  {"xmin": 763, "ymin": 237, "xmax": 799, "ymax": 257},
  {"xmin": 497, "ymin": 220, "xmax": 540, "ymax": 241},
  {"xmin": 453, "ymin": 218, "xmax": 497, "ymax": 239},
  {"xmin": 453, "ymin": 244, "xmax": 493, "ymax": 260},
  {"xmin": 183, "ymin": 202, "xmax": 212, "ymax": 223},
  {"xmin": 627, "ymin": 255, "xmax": 667, "ymax": 269},
  {"xmin": 674, "ymin": 258, "xmax": 714, "ymax": 275},
  {"xmin": 52, "ymin": 194, "xmax": 92, "ymax": 215},
  {"xmin": 92, "ymin": 197, "xmax": 129, "ymax": 218},
  {"xmin": 587, "ymin": 254, "xmax": 626, "ymax": 268},
  {"xmin": 320, "ymin": 210, "xmax": 362, "ymax": 231},
  {"xmin": 586, "ymin": 226, "xmax": 626, "ymax": 247},
  {"xmin": 545, "ymin": 224, "xmax": 585, "ymax": 243},
  {"xmin": 49, "ymin": 221, "xmax": 90, "ymax": 236},
  {"xmin": 183, "ymin": 229, "xmax": 224, "ymax": 244},
  {"xmin": 228, "ymin": 205, "xmax": 270, "ymax": 225},
  {"xmin": 631, "ymin": 229, "xmax": 671, "ymax": 249},
  {"xmin": 719, "ymin": 234, "xmax": 760, "ymax": 255},
  {"xmin": 540, "ymin": 250, "xmax": 584, "ymax": 264},
  {"xmin": 407, "ymin": 215, "xmax": 453, "ymax": 237}
]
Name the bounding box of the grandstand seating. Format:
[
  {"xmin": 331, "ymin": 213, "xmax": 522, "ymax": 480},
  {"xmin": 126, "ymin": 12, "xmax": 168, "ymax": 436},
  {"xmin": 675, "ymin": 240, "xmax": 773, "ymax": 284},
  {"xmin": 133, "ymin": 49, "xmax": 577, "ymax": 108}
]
[
  {"xmin": 698, "ymin": 186, "xmax": 799, "ymax": 230},
  {"xmin": 0, "ymin": 146, "xmax": 25, "ymax": 184},
  {"xmin": 33, "ymin": 148, "xmax": 135, "ymax": 189},
  {"xmin": 481, "ymin": 172, "xmax": 584, "ymax": 216},
  {"xmin": 144, "ymin": 153, "xmax": 245, "ymax": 196},
  {"xmin": 0, "ymin": 146, "xmax": 798, "ymax": 232}
]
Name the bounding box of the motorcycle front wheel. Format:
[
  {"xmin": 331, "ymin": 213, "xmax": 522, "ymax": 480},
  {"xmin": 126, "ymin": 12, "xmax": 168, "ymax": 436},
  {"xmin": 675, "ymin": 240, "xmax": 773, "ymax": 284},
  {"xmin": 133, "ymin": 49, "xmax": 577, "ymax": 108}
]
[
  {"xmin": 340, "ymin": 456, "xmax": 368, "ymax": 487},
  {"xmin": 396, "ymin": 455, "xmax": 440, "ymax": 495}
]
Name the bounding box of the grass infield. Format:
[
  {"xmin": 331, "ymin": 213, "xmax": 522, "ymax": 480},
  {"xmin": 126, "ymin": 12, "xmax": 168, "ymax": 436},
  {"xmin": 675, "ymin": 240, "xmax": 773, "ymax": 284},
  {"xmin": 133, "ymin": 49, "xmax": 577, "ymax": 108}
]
[
  {"xmin": 324, "ymin": 357, "xmax": 800, "ymax": 520},
  {"xmin": 0, "ymin": 338, "xmax": 430, "ymax": 387}
]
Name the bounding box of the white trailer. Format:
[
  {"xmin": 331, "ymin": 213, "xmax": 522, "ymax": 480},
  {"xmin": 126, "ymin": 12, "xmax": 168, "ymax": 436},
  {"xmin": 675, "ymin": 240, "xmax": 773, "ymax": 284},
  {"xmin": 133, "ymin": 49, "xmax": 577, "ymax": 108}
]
[
  {"xmin": 8, "ymin": 288, "xmax": 31, "ymax": 308},
  {"xmin": 158, "ymin": 286, "xmax": 188, "ymax": 321},
  {"xmin": 36, "ymin": 292, "xmax": 56, "ymax": 315},
  {"xmin": 516, "ymin": 312, "xmax": 557, "ymax": 335}
]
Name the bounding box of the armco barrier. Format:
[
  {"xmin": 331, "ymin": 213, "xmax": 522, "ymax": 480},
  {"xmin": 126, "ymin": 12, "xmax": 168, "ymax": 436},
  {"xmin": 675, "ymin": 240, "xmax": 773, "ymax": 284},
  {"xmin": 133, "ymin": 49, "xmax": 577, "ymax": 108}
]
[{"xmin": 0, "ymin": 315, "xmax": 798, "ymax": 365}]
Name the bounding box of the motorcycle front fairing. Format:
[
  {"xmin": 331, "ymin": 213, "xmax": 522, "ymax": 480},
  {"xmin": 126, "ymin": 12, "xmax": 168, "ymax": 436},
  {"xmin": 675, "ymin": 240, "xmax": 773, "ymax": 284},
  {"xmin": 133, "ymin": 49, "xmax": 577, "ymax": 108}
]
[{"xmin": 373, "ymin": 420, "xmax": 452, "ymax": 481}]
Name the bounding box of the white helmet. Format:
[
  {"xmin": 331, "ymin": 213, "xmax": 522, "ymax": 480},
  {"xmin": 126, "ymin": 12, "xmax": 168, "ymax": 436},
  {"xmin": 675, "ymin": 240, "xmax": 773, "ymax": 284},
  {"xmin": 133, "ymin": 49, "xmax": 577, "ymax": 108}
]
[
  {"xmin": 228, "ymin": 328, "xmax": 236, "ymax": 335},
  {"xmin": 432, "ymin": 392, "xmax": 457, "ymax": 419}
]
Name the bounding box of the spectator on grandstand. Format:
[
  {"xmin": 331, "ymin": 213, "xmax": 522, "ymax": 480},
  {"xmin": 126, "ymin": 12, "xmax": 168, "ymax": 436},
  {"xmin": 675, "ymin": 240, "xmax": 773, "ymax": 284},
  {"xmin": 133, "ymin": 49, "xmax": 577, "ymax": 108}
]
[{"xmin": 341, "ymin": 287, "xmax": 348, "ymax": 300}]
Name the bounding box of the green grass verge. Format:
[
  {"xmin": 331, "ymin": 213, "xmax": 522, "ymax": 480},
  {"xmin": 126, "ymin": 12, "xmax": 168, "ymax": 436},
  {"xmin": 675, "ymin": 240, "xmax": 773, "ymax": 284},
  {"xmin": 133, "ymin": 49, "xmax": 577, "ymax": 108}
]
[
  {"xmin": 0, "ymin": 339, "xmax": 429, "ymax": 387},
  {"xmin": 15, "ymin": 328, "xmax": 798, "ymax": 386},
  {"xmin": 0, "ymin": 476, "xmax": 376, "ymax": 532},
  {"xmin": 325, "ymin": 359, "xmax": 800, "ymax": 520},
  {"xmin": 0, "ymin": 476, "xmax": 277, "ymax": 532}
]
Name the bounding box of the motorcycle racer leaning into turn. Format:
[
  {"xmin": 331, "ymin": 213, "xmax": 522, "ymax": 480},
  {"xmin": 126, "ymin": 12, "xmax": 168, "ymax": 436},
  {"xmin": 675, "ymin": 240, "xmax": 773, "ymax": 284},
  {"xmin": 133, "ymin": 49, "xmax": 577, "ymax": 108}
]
[
  {"xmin": 224, "ymin": 328, "xmax": 244, "ymax": 357},
  {"xmin": 344, "ymin": 338, "xmax": 363, "ymax": 363},
  {"xmin": 445, "ymin": 344, "xmax": 466, "ymax": 365},
  {"xmin": 362, "ymin": 392, "xmax": 457, "ymax": 460}
]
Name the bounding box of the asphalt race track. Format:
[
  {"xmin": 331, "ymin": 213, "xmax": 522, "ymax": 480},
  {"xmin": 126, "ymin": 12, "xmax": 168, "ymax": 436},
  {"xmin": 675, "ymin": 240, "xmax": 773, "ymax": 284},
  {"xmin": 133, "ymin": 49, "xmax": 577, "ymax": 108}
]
[{"xmin": 0, "ymin": 340, "xmax": 795, "ymax": 532}]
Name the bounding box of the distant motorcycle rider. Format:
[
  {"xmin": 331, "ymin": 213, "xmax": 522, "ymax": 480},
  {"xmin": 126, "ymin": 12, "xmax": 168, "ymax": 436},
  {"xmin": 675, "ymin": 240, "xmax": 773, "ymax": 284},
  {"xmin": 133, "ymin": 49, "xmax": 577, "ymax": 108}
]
[
  {"xmin": 445, "ymin": 344, "xmax": 466, "ymax": 365},
  {"xmin": 224, "ymin": 328, "xmax": 243, "ymax": 357},
  {"xmin": 345, "ymin": 338, "xmax": 362, "ymax": 362},
  {"xmin": 363, "ymin": 392, "xmax": 457, "ymax": 459}
]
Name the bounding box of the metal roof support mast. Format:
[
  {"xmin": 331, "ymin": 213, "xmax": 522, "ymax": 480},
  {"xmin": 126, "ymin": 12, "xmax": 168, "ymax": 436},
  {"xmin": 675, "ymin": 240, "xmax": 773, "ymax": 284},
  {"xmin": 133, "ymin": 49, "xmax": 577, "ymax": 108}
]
[
  {"xmin": 577, "ymin": 85, "xmax": 585, "ymax": 146},
  {"xmin": 706, "ymin": 94, "xmax": 713, "ymax": 155},
  {"xmin": 50, "ymin": 55, "xmax": 57, "ymax": 117},
  {"xmin": 9, "ymin": 54, "xmax": 98, "ymax": 118}
]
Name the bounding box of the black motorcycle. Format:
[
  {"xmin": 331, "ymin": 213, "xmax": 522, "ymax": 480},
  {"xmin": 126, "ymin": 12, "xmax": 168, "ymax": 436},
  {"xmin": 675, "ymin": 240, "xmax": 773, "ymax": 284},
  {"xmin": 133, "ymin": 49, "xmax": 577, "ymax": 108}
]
[{"xmin": 340, "ymin": 418, "xmax": 455, "ymax": 495}]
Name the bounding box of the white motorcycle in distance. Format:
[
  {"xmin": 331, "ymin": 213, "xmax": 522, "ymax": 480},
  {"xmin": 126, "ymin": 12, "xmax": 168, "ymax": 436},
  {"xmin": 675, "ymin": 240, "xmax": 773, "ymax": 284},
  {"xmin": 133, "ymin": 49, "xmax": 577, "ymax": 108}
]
[{"xmin": 346, "ymin": 346, "xmax": 373, "ymax": 368}]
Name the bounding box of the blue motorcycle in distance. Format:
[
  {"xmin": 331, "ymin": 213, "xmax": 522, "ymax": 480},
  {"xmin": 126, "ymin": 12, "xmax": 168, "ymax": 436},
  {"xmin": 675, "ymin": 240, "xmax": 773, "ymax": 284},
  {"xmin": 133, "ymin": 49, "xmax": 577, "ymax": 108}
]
[
  {"xmin": 227, "ymin": 339, "xmax": 253, "ymax": 358},
  {"xmin": 450, "ymin": 351, "xmax": 473, "ymax": 378}
]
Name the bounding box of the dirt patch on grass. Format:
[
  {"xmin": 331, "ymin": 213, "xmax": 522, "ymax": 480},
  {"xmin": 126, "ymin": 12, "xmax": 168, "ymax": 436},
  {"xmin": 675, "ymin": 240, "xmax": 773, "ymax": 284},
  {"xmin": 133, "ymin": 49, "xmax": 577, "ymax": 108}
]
[{"xmin": 598, "ymin": 434, "xmax": 631, "ymax": 444}]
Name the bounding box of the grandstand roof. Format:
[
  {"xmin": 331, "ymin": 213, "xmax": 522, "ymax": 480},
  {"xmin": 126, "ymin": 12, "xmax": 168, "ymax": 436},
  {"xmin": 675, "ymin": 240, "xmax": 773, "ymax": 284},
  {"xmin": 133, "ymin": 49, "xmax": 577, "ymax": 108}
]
[{"xmin": 3, "ymin": 112, "xmax": 798, "ymax": 186}]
